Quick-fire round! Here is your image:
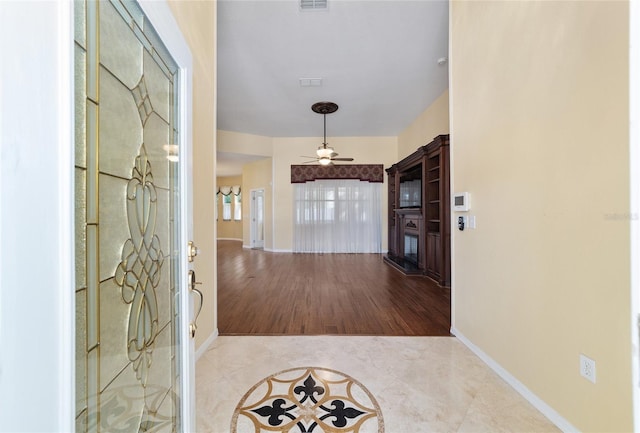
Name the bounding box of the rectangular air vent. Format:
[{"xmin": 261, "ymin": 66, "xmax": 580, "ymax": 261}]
[
  {"xmin": 299, "ymin": 78, "xmax": 323, "ymax": 87},
  {"xmin": 300, "ymin": 0, "xmax": 327, "ymax": 11}
]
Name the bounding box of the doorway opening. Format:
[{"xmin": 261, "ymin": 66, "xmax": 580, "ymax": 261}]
[{"xmin": 250, "ymin": 189, "xmax": 265, "ymax": 249}]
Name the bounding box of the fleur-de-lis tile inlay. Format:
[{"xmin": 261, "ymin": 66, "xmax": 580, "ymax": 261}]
[
  {"xmin": 115, "ymin": 146, "xmax": 164, "ymax": 386},
  {"xmin": 252, "ymin": 399, "xmax": 297, "ymax": 426},
  {"xmin": 232, "ymin": 367, "xmax": 384, "ymax": 433},
  {"xmin": 294, "ymin": 375, "xmax": 325, "ymax": 404}
]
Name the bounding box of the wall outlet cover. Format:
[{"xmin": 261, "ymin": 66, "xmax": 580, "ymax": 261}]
[{"xmin": 579, "ymin": 354, "xmax": 596, "ymax": 384}]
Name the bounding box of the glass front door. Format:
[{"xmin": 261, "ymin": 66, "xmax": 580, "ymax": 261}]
[{"xmin": 74, "ymin": 1, "xmax": 186, "ymax": 431}]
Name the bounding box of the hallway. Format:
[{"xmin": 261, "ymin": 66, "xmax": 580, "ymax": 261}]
[
  {"xmin": 217, "ymin": 240, "xmax": 451, "ymax": 335},
  {"xmin": 195, "ymin": 336, "xmax": 560, "ymax": 432}
]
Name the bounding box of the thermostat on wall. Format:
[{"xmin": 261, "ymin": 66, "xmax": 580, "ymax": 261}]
[{"xmin": 453, "ymin": 192, "xmax": 470, "ymax": 211}]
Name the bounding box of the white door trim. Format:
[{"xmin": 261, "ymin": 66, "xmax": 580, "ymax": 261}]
[{"xmin": 250, "ymin": 188, "xmax": 266, "ymax": 249}]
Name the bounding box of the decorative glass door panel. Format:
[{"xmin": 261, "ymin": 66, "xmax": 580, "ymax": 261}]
[{"xmin": 75, "ymin": 1, "xmax": 183, "ymax": 431}]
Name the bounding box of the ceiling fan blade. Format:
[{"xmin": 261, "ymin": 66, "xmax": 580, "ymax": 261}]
[
  {"xmin": 303, "ymin": 160, "xmax": 319, "ymax": 164},
  {"xmin": 331, "ymin": 157, "xmax": 354, "ymax": 161},
  {"xmin": 300, "ymin": 156, "xmax": 318, "ymax": 159}
]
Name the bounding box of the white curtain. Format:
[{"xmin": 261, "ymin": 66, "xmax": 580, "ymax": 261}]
[{"xmin": 293, "ymin": 179, "xmax": 382, "ymax": 253}]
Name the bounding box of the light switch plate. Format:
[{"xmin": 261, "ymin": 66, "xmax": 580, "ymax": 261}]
[{"xmin": 468, "ymin": 215, "xmax": 476, "ymax": 229}]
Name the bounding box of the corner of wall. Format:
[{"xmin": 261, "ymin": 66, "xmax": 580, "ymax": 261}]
[
  {"xmin": 397, "ymin": 89, "xmax": 450, "ymax": 160},
  {"xmin": 195, "ymin": 327, "xmax": 219, "ymax": 361},
  {"xmin": 451, "ymin": 327, "xmax": 579, "ymax": 433}
]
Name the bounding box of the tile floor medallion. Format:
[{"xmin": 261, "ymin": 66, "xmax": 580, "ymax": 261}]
[{"xmin": 231, "ymin": 367, "xmax": 384, "ymax": 433}]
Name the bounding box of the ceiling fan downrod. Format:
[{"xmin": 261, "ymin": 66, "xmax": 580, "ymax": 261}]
[
  {"xmin": 323, "ymin": 112, "xmax": 327, "ymax": 148},
  {"xmin": 312, "ymin": 101, "xmax": 338, "ymax": 155},
  {"xmin": 306, "ymin": 101, "xmax": 354, "ymax": 165},
  {"xmin": 312, "ymin": 102, "xmax": 339, "ymax": 143}
]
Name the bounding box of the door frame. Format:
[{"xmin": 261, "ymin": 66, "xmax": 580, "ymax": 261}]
[
  {"xmin": 250, "ymin": 188, "xmax": 265, "ymax": 249},
  {"xmin": 138, "ymin": 1, "xmax": 195, "ymax": 430},
  {"xmin": 139, "ymin": 0, "xmax": 196, "ymax": 432},
  {"xmin": 0, "ymin": 1, "xmax": 194, "ymax": 431},
  {"xmin": 630, "ymin": 0, "xmax": 640, "ymax": 429}
]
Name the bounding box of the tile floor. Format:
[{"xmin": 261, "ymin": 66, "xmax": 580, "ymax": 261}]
[{"xmin": 195, "ymin": 336, "xmax": 561, "ymax": 433}]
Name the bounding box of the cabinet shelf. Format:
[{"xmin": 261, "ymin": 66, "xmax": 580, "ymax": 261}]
[{"xmin": 385, "ymin": 134, "xmax": 450, "ymax": 286}]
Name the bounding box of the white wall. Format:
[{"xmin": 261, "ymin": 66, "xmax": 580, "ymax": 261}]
[{"xmin": 0, "ymin": 1, "xmax": 74, "ymax": 430}]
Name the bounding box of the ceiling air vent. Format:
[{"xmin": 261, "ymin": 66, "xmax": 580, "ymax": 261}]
[
  {"xmin": 300, "ymin": 0, "xmax": 327, "ymax": 11},
  {"xmin": 299, "ymin": 78, "xmax": 323, "ymax": 87}
]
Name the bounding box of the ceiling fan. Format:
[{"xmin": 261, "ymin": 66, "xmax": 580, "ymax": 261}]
[{"xmin": 301, "ymin": 102, "xmax": 354, "ymax": 166}]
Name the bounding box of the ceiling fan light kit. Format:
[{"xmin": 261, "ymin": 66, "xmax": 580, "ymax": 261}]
[
  {"xmin": 302, "ymin": 102, "xmax": 354, "ymax": 166},
  {"xmin": 316, "ymin": 146, "xmax": 334, "ymax": 158}
]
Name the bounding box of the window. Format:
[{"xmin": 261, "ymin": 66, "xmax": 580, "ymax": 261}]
[
  {"xmin": 222, "ymin": 194, "xmax": 231, "ymax": 221},
  {"xmin": 234, "ymin": 192, "xmax": 242, "ymax": 220},
  {"xmin": 218, "ymin": 185, "xmax": 241, "ymax": 222},
  {"xmin": 293, "ymin": 179, "xmax": 382, "ymax": 253}
]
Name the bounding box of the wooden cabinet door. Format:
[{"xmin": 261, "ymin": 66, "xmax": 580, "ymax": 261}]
[{"xmin": 427, "ymin": 232, "xmax": 441, "ymax": 279}]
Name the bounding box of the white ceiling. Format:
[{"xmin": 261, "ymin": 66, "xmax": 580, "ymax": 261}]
[{"xmin": 216, "ymin": 0, "xmax": 450, "ymax": 174}]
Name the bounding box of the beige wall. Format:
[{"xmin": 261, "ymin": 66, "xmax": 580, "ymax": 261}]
[
  {"xmin": 450, "ymin": 1, "xmax": 631, "ymax": 431},
  {"xmin": 272, "ymin": 136, "xmax": 397, "ymax": 251},
  {"xmin": 168, "ymin": 0, "xmax": 217, "ymax": 349},
  {"xmin": 217, "ymin": 130, "xmax": 273, "ymax": 157},
  {"xmin": 217, "ymin": 175, "xmax": 243, "ymax": 240},
  {"xmin": 218, "ymin": 131, "xmax": 397, "ymax": 251},
  {"xmin": 397, "ymin": 89, "xmax": 450, "ymax": 160},
  {"xmin": 216, "ymin": 130, "xmax": 273, "ymax": 248},
  {"xmin": 242, "ymin": 158, "xmax": 274, "ymax": 249}
]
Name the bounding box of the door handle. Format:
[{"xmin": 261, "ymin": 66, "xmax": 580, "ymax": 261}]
[{"xmin": 188, "ymin": 270, "xmax": 203, "ymax": 338}]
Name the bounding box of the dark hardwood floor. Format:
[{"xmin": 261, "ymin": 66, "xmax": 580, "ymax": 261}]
[{"xmin": 217, "ymin": 240, "xmax": 451, "ymax": 336}]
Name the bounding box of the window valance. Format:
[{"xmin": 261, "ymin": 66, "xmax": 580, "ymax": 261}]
[
  {"xmin": 290, "ymin": 164, "xmax": 384, "ymax": 184},
  {"xmin": 217, "ymin": 185, "xmax": 241, "ymax": 196}
]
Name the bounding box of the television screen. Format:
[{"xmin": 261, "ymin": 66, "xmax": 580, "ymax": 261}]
[{"xmin": 399, "ymin": 166, "xmax": 421, "ymax": 208}]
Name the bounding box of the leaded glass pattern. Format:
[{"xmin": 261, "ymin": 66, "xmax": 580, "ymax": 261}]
[{"xmin": 75, "ymin": 1, "xmax": 181, "ymax": 431}]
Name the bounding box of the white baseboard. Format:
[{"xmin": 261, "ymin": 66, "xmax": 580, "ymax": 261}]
[
  {"xmin": 451, "ymin": 327, "xmax": 579, "ymax": 433},
  {"xmin": 239, "ymin": 247, "xmax": 386, "ymax": 253},
  {"xmin": 217, "ymin": 237, "xmax": 242, "ymax": 242},
  {"xmin": 195, "ymin": 327, "xmax": 218, "ymax": 361},
  {"xmin": 241, "ymin": 245, "xmax": 281, "ymax": 251}
]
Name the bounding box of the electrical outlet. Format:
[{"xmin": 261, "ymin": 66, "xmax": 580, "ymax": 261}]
[{"xmin": 580, "ymin": 354, "xmax": 596, "ymax": 384}]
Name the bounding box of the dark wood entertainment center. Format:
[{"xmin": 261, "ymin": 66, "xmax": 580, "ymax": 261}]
[{"xmin": 384, "ymin": 134, "xmax": 451, "ymax": 286}]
